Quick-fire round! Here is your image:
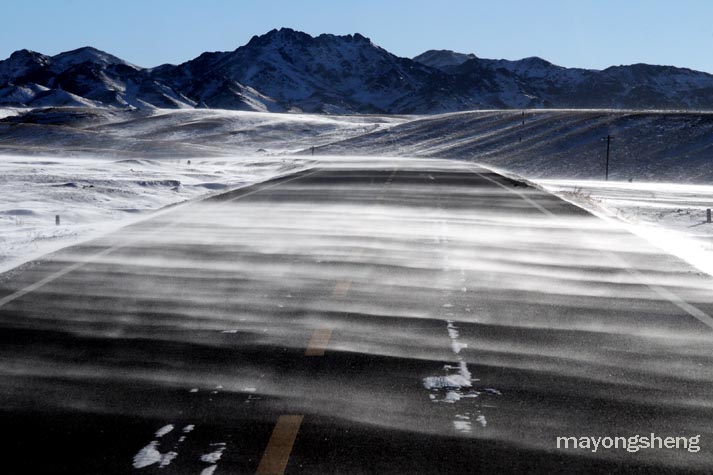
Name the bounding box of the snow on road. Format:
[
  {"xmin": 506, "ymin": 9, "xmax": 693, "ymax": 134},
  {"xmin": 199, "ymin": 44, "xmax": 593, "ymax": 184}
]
[
  {"xmin": 0, "ymin": 155, "xmax": 311, "ymax": 274},
  {"xmin": 0, "ymin": 108, "xmax": 405, "ymax": 275},
  {"xmin": 0, "ymin": 108, "xmax": 406, "ymax": 274},
  {"xmin": 540, "ymin": 179, "xmax": 713, "ymax": 276},
  {"xmin": 4, "ymin": 107, "xmax": 713, "ymax": 282}
]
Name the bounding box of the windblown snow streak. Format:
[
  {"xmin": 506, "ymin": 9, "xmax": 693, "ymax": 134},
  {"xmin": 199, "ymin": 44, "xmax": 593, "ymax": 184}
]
[
  {"xmin": 0, "ymin": 154, "xmax": 311, "ymax": 274},
  {"xmin": 1, "ymin": 159, "xmax": 712, "ymax": 472}
]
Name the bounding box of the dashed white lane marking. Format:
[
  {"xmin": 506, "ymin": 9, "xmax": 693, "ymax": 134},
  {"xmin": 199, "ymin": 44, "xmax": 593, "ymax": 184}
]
[
  {"xmin": 256, "ymin": 415, "xmax": 304, "ymax": 475},
  {"xmin": 469, "ymin": 166, "xmax": 713, "ymax": 332}
]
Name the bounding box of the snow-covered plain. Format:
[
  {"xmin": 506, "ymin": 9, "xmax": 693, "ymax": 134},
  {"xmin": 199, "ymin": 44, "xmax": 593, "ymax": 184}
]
[
  {"xmin": 0, "ymin": 108, "xmax": 408, "ymax": 274},
  {"xmin": 539, "ymin": 179, "xmax": 713, "ymax": 276},
  {"xmin": 0, "ymin": 155, "xmax": 313, "ymax": 274}
]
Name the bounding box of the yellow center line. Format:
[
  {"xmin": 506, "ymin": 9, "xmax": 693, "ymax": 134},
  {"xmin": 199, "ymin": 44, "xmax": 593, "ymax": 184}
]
[
  {"xmin": 332, "ymin": 280, "xmax": 351, "ymax": 299},
  {"xmin": 304, "ymin": 279, "xmax": 349, "ymax": 356},
  {"xmin": 256, "ymin": 415, "xmax": 304, "ymax": 475},
  {"xmin": 305, "ymin": 328, "xmax": 333, "ymax": 356}
]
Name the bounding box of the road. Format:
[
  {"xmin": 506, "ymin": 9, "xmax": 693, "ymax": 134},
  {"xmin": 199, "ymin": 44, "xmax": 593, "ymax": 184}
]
[{"xmin": 1, "ymin": 158, "xmax": 712, "ymax": 474}]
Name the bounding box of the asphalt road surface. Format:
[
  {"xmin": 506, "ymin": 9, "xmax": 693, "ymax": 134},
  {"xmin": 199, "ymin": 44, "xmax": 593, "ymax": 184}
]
[{"xmin": 1, "ymin": 158, "xmax": 712, "ymax": 474}]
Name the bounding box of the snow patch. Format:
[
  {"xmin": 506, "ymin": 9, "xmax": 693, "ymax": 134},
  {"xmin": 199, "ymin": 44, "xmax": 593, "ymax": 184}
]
[
  {"xmin": 200, "ymin": 466, "xmax": 217, "ymax": 475},
  {"xmin": 132, "ymin": 441, "xmax": 177, "ymax": 469},
  {"xmin": 133, "ymin": 441, "xmax": 161, "ymax": 469},
  {"xmin": 200, "ymin": 445, "xmax": 225, "ymax": 464},
  {"xmin": 0, "ymin": 154, "xmax": 311, "ymax": 274},
  {"xmin": 453, "ymin": 420, "xmax": 472, "ymax": 433},
  {"xmin": 155, "ymin": 424, "xmax": 174, "ymax": 438},
  {"xmin": 540, "ymin": 179, "xmax": 713, "ymax": 278}
]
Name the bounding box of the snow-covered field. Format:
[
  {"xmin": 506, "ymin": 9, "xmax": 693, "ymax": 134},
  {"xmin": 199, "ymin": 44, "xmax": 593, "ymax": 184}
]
[
  {"xmin": 0, "ymin": 108, "xmax": 405, "ymax": 273},
  {"xmin": 0, "ymin": 155, "xmax": 312, "ymax": 274},
  {"xmin": 0, "ymin": 107, "xmax": 406, "ymax": 157},
  {"xmin": 539, "ymin": 179, "xmax": 713, "ymax": 276}
]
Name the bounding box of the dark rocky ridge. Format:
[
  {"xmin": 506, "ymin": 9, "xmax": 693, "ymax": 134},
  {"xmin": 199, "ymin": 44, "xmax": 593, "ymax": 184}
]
[{"xmin": 2, "ymin": 28, "xmax": 713, "ymax": 113}]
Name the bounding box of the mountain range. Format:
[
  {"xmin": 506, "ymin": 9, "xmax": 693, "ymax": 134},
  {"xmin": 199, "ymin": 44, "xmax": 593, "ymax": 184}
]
[{"xmin": 2, "ymin": 28, "xmax": 713, "ymax": 114}]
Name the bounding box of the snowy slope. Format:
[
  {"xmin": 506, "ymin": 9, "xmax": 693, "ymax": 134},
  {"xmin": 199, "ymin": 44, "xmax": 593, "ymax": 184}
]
[
  {"xmin": 0, "ymin": 107, "xmax": 406, "ymax": 157},
  {"xmin": 412, "ymin": 50, "xmax": 477, "ymax": 72},
  {"xmin": 0, "ymin": 108, "xmax": 403, "ymax": 272},
  {"xmin": 417, "ymin": 50, "xmax": 713, "ymax": 110},
  {"xmin": 0, "ymin": 46, "xmax": 195, "ymax": 110},
  {"xmin": 314, "ymin": 109, "xmax": 713, "ymax": 183}
]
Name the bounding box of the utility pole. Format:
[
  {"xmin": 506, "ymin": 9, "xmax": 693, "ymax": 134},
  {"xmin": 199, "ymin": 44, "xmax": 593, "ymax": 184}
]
[{"xmin": 605, "ymin": 134, "xmax": 612, "ymax": 181}]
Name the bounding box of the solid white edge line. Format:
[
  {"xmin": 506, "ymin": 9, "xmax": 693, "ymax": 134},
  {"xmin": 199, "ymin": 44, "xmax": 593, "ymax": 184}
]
[
  {"xmin": 0, "ymin": 167, "xmax": 322, "ymax": 310},
  {"xmin": 468, "ymin": 164, "xmax": 713, "ymax": 331}
]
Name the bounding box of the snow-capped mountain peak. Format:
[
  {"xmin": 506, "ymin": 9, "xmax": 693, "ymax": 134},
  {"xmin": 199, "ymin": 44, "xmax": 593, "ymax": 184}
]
[
  {"xmin": 0, "ymin": 49, "xmax": 50, "ymax": 84},
  {"xmin": 3, "ymin": 29, "xmax": 713, "ymax": 112},
  {"xmin": 50, "ymin": 46, "xmax": 136, "ymax": 71},
  {"xmin": 413, "ymin": 49, "xmax": 478, "ymax": 71}
]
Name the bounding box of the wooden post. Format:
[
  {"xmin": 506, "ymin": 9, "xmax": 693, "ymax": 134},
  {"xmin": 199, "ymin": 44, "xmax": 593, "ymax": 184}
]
[
  {"xmin": 55, "ymin": 214, "xmax": 60, "ymax": 225},
  {"xmin": 707, "ymin": 209, "xmax": 711, "ymax": 223}
]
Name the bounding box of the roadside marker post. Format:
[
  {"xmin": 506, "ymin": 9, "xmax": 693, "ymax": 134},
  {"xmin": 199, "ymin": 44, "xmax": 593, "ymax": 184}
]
[
  {"xmin": 55, "ymin": 214, "xmax": 60, "ymax": 225},
  {"xmin": 707, "ymin": 209, "xmax": 711, "ymax": 223}
]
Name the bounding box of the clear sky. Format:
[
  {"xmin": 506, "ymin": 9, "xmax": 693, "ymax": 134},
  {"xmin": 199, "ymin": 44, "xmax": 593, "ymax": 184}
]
[{"xmin": 2, "ymin": 0, "xmax": 712, "ymax": 72}]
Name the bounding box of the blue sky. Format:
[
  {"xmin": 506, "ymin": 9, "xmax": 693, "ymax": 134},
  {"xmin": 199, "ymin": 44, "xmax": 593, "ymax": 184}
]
[{"xmin": 1, "ymin": 0, "xmax": 712, "ymax": 72}]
